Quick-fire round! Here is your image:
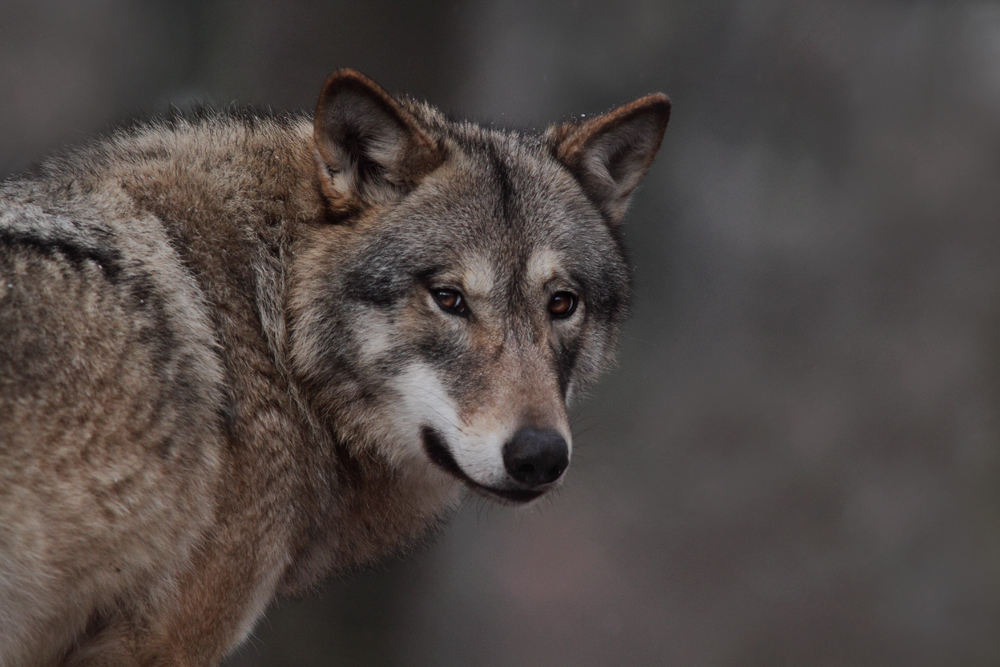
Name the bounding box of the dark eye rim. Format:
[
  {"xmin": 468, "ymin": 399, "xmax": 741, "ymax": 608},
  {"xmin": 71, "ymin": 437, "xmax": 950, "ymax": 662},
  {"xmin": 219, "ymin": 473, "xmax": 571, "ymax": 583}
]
[
  {"xmin": 431, "ymin": 287, "xmax": 469, "ymax": 316},
  {"xmin": 548, "ymin": 291, "xmax": 578, "ymax": 319}
]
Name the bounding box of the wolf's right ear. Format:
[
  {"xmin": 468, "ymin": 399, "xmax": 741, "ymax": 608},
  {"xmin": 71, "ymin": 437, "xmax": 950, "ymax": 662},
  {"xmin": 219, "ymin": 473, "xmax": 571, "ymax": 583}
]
[
  {"xmin": 313, "ymin": 69, "xmax": 444, "ymax": 216},
  {"xmin": 545, "ymin": 94, "xmax": 670, "ymax": 227}
]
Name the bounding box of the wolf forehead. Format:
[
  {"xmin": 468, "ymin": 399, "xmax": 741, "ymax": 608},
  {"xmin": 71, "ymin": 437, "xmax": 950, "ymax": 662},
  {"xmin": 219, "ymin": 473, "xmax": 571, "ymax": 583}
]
[{"xmin": 337, "ymin": 123, "xmax": 632, "ymax": 319}]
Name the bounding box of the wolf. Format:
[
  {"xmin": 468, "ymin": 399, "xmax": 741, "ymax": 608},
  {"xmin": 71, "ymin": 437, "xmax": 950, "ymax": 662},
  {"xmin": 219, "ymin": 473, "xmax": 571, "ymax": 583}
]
[{"xmin": 0, "ymin": 69, "xmax": 669, "ymax": 665}]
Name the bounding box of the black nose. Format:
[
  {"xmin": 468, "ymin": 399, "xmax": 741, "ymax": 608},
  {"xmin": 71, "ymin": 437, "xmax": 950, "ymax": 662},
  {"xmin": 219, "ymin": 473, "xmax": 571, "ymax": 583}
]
[{"xmin": 502, "ymin": 427, "xmax": 569, "ymax": 486}]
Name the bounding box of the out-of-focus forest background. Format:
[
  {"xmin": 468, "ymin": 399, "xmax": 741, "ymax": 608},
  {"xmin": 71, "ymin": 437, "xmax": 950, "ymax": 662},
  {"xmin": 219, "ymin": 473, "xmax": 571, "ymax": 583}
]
[{"xmin": 3, "ymin": 1, "xmax": 1000, "ymax": 665}]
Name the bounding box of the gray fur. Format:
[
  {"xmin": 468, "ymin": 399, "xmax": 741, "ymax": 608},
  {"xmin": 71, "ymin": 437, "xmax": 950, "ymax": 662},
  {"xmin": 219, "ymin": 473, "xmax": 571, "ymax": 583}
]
[{"xmin": 0, "ymin": 70, "xmax": 668, "ymax": 665}]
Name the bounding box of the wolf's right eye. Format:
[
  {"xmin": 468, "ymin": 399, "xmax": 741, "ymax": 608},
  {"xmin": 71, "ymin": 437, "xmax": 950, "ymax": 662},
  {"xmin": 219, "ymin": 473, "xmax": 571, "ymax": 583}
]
[{"xmin": 432, "ymin": 288, "xmax": 468, "ymax": 316}]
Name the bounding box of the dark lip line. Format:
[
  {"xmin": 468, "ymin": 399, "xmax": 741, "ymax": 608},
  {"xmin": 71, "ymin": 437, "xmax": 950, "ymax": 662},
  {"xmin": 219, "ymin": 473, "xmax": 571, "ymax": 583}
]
[{"xmin": 421, "ymin": 426, "xmax": 546, "ymax": 504}]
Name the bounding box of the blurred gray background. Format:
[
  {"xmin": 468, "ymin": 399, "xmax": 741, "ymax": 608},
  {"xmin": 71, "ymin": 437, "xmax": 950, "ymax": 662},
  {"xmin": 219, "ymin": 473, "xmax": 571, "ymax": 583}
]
[{"xmin": 3, "ymin": 0, "xmax": 1000, "ymax": 665}]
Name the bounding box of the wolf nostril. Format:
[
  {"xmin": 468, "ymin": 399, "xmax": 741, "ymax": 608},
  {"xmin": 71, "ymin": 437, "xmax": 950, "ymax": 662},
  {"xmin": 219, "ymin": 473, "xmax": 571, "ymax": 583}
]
[
  {"xmin": 515, "ymin": 462, "xmax": 536, "ymax": 478},
  {"xmin": 503, "ymin": 427, "xmax": 569, "ymax": 487}
]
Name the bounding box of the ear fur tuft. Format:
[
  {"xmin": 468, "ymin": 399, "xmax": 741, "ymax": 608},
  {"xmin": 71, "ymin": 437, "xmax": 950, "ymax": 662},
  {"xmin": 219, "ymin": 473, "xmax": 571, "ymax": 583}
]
[{"xmin": 545, "ymin": 94, "xmax": 670, "ymax": 227}]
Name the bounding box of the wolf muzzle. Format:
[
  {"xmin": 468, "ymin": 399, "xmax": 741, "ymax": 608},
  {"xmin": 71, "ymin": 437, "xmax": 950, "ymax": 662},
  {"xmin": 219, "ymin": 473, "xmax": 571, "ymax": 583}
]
[{"xmin": 421, "ymin": 425, "xmax": 567, "ymax": 503}]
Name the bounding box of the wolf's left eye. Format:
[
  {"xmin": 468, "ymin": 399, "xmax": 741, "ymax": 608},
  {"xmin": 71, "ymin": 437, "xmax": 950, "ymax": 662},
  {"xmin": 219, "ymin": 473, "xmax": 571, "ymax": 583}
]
[
  {"xmin": 548, "ymin": 292, "xmax": 577, "ymax": 319},
  {"xmin": 432, "ymin": 288, "xmax": 468, "ymax": 316}
]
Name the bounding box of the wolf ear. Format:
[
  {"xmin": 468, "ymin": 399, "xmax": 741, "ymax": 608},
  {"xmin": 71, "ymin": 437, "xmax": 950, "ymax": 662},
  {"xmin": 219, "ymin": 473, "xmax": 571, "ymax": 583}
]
[
  {"xmin": 313, "ymin": 69, "xmax": 444, "ymax": 215},
  {"xmin": 545, "ymin": 94, "xmax": 670, "ymax": 227}
]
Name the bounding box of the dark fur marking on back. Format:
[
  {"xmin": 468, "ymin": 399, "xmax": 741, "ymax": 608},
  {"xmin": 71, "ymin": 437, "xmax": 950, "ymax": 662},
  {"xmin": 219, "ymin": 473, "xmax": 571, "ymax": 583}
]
[
  {"xmin": 126, "ymin": 268, "xmax": 211, "ymax": 448},
  {"xmin": 0, "ymin": 228, "xmax": 122, "ymax": 281}
]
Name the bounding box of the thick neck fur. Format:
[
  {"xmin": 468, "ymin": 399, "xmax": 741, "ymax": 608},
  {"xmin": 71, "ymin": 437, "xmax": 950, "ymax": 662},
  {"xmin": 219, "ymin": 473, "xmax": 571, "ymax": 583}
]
[{"xmin": 25, "ymin": 111, "xmax": 461, "ymax": 595}]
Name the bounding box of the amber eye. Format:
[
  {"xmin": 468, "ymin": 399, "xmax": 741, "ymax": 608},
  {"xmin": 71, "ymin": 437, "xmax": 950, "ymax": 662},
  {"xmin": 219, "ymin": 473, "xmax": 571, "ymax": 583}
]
[
  {"xmin": 432, "ymin": 288, "xmax": 468, "ymax": 316},
  {"xmin": 548, "ymin": 292, "xmax": 577, "ymax": 319}
]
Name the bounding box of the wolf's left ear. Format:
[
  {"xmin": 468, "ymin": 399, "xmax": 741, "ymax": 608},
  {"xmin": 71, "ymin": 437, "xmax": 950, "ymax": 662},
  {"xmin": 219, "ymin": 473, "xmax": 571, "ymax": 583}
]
[
  {"xmin": 314, "ymin": 69, "xmax": 444, "ymax": 215},
  {"xmin": 545, "ymin": 94, "xmax": 670, "ymax": 227}
]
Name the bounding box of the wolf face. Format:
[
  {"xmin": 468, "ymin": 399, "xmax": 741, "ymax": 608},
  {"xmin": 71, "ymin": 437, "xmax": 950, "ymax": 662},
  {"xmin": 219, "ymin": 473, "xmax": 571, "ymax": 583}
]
[{"xmin": 290, "ymin": 71, "xmax": 669, "ymax": 503}]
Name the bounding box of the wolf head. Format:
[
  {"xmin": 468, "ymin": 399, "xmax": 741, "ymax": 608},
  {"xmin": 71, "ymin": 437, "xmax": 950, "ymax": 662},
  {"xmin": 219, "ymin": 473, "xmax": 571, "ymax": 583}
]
[{"xmin": 290, "ymin": 70, "xmax": 668, "ymax": 504}]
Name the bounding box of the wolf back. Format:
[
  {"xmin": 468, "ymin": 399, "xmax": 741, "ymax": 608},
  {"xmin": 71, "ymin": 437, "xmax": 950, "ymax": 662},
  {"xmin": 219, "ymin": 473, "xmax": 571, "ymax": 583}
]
[{"xmin": 0, "ymin": 70, "xmax": 669, "ymax": 665}]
